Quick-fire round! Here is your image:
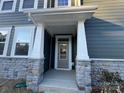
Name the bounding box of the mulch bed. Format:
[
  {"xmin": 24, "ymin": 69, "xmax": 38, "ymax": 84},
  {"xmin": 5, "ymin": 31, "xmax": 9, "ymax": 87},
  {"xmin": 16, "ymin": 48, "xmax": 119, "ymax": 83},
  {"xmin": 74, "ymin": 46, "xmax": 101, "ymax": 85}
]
[{"xmin": 0, "ymin": 79, "xmax": 33, "ymax": 93}]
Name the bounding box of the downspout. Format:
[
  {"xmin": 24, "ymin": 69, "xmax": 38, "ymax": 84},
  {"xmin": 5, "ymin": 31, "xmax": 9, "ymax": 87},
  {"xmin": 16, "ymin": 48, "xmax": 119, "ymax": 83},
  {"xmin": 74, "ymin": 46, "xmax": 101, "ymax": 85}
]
[{"xmin": 28, "ymin": 12, "xmax": 37, "ymax": 25}]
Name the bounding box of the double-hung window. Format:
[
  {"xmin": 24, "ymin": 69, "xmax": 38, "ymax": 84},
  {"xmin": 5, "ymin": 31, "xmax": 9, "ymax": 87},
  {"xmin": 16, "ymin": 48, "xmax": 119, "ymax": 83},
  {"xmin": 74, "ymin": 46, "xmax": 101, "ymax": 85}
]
[
  {"xmin": 0, "ymin": 0, "xmax": 17, "ymax": 12},
  {"xmin": 12, "ymin": 26, "xmax": 35, "ymax": 57},
  {"xmin": 0, "ymin": 28, "xmax": 11, "ymax": 56},
  {"xmin": 19, "ymin": 0, "xmax": 38, "ymax": 11}
]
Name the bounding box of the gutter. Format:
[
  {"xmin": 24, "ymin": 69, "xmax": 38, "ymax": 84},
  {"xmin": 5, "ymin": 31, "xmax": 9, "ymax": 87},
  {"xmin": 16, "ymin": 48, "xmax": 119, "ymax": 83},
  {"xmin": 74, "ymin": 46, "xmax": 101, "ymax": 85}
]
[{"xmin": 24, "ymin": 5, "xmax": 98, "ymax": 14}]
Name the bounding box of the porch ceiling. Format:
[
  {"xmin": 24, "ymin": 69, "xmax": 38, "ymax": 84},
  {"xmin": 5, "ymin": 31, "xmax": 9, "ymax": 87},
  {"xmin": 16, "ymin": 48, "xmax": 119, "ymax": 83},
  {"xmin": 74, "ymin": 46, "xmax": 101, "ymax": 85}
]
[
  {"xmin": 46, "ymin": 24, "xmax": 77, "ymax": 35},
  {"xmin": 24, "ymin": 6, "xmax": 97, "ymax": 25}
]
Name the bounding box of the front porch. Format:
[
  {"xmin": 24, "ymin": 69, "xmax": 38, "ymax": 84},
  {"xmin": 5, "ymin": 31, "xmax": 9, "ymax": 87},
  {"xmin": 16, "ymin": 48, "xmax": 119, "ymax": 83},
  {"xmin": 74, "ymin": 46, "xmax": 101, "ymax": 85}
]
[
  {"xmin": 39, "ymin": 70, "xmax": 79, "ymax": 93},
  {"xmin": 25, "ymin": 6, "xmax": 97, "ymax": 93}
]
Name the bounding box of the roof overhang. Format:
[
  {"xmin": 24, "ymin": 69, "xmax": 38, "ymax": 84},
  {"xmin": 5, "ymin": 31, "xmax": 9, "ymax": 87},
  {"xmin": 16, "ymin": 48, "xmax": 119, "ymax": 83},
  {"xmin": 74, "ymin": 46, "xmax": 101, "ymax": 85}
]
[{"xmin": 24, "ymin": 6, "xmax": 98, "ymax": 25}]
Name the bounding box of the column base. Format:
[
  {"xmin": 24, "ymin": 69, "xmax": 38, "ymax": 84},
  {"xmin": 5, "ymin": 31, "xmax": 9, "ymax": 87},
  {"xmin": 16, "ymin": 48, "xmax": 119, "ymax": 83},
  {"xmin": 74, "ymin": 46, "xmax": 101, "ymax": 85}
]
[
  {"xmin": 27, "ymin": 58, "xmax": 44, "ymax": 92},
  {"xmin": 76, "ymin": 59, "xmax": 92, "ymax": 93}
]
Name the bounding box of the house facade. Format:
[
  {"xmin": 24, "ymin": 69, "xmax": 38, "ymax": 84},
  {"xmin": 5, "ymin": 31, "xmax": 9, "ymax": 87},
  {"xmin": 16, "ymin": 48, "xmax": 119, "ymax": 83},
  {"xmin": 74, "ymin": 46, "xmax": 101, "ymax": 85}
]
[{"xmin": 0, "ymin": 0, "xmax": 124, "ymax": 93}]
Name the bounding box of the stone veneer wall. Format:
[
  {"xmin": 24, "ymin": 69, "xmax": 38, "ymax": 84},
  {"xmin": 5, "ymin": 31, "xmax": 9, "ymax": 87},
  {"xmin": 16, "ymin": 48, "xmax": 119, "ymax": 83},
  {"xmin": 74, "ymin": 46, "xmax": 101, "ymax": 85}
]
[
  {"xmin": 91, "ymin": 59, "xmax": 124, "ymax": 87},
  {"xmin": 76, "ymin": 60, "xmax": 92, "ymax": 93},
  {"xmin": 0, "ymin": 57, "xmax": 44, "ymax": 92},
  {"xmin": 26, "ymin": 59, "xmax": 44, "ymax": 92},
  {"xmin": 0, "ymin": 57, "xmax": 28, "ymax": 79}
]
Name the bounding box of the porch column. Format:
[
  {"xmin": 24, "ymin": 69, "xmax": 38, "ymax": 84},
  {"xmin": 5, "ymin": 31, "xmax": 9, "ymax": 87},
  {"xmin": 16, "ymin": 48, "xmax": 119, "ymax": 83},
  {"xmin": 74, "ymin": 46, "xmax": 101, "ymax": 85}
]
[
  {"xmin": 76, "ymin": 20, "xmax": 91, "ymax": 93},
  {"xmin": 27, "ymin": 24, "xmax": 44, "ymax": 92},
  {"xmin": 30, "ymin": 24, "xmax": 44, "ymax": 59},
  {"xmin": 77, "ymin": 20, "xmax": 89, "ymax": 60}
]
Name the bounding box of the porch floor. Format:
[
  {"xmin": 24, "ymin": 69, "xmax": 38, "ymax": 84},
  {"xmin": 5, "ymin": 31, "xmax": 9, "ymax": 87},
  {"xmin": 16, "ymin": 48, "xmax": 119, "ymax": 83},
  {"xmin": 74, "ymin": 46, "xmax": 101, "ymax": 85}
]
[{"xmin": 39, "ymin": 69, "xmax": 79, "ymax": 93}]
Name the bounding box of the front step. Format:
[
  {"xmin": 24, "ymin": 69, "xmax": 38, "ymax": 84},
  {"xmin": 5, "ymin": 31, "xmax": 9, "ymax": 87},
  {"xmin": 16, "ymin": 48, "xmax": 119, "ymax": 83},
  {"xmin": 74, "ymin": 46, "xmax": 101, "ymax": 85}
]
[
  {"xmin": 38, "ymin": 70, "xmax": 85, "ymax": 93},
  {"xmin": 38, "ymin": 79, "xmax": 82, "ymax": 93}
]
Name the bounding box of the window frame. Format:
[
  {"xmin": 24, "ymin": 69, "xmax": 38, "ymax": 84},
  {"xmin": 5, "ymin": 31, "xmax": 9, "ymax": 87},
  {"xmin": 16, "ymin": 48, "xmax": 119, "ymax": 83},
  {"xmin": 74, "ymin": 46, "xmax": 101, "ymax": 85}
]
[
  {"xmin": 19, "ymin": 0, "xmax": 38, "ymax": 11},
  {"xmin": 11, "ymin": 25, "xmax": 35, "ymax": 58},
  {"xmin": 0, "ymin": 27, "xmax": 11, "ymax": 57},
  {"xmin": 0, "ymin": 0, "xmax": 17, "ymax": 13}
]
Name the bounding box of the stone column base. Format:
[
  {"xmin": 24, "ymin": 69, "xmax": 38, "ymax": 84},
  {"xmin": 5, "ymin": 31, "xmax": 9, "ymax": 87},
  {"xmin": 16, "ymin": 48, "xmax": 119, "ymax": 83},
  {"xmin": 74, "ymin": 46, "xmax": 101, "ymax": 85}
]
[
  {"xmin": 76, "ymin": 60, "xmax": 91, "ymax": 93},
  {"xmin": 27, "ymin": 58, "xmax": 44, "ymax": 92}
]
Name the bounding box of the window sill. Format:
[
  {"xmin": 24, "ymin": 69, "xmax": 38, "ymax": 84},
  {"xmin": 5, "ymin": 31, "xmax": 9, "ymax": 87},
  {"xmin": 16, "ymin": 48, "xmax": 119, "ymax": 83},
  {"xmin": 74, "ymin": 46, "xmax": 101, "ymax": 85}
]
[
  {"xmin": 0, "ymin": 56, "xmax": 29, "ymax": 59},
  {"xmin": 0, "ymin": 10, "xmax": 15, "ymax": 13}
]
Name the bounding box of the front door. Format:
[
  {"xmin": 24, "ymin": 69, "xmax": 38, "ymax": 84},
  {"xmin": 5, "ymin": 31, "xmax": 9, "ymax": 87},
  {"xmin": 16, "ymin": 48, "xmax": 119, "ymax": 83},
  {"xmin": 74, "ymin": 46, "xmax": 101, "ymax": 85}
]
[{"xmin": 55, "ymin": 35, "xmax": 72, "ymax": 70}]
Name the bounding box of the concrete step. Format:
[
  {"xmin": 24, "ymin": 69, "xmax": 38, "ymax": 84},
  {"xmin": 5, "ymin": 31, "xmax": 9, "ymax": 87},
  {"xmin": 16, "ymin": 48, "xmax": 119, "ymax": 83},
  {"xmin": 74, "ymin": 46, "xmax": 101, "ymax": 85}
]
[{"xmin": 39, "ymin": 79, "xmax": 82, "ymax": 93}]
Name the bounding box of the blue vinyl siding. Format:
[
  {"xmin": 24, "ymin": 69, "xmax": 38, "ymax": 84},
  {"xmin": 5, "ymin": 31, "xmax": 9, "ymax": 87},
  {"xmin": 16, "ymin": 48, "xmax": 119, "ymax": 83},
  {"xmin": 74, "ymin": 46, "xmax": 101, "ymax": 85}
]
[{"xmin": 84, "ymin": 0, "xmax": 124, "ymax": 59}]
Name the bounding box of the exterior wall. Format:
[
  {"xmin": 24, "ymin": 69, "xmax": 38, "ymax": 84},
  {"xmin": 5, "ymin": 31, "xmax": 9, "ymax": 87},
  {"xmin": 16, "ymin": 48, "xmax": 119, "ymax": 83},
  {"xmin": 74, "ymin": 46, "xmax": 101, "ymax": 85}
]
[
  {"xmin": 76, "ymin": 59, "xmax": 124, "ymax": 92},
  {"xmin": 91, "ymin": 59, "xmax": 124, "ymax": 87},
  {"xmin": 0, "ymin": 57, "xmax": 28, "ymax": 79},
  {"xmin": 0, "ymin": 0, "xmax": 43, "ymax": 27},
  {"xmin": 44, "ymin": 30, "xmax": 51, "ymax": 72},
  {"xmin": 0, "ymin": 0, "xmax": 33, "ymax": 26},
  {"xmin": 84, "ymin": 0, "xmax": 124, "ymax": 59}
]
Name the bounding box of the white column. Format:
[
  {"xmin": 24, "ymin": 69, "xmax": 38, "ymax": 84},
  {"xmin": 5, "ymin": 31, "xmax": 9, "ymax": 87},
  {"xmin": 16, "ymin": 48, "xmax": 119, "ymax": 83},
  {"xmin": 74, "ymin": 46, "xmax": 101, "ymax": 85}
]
[
  {"xmin": 77, "ymin": 20, "xmax": 89, "ymax": 60},
  {"xmin": 44, "ymin": 0, "xmax": 48, "ymax": 8},
  {"xmin": 30, "ymin": 24, "xmax": 44, "ymax": 59}
]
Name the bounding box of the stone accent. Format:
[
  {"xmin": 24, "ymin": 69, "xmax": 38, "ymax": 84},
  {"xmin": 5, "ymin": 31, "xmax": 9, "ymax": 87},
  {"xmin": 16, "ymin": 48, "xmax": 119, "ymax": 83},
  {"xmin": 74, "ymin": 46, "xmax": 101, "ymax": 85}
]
[
  {"xmin": 0, "ymin": 57, "xmax": 28, "ymax": 79},
  {"xmin": 26, "ymin": 58, "xmax": 44, "ymax": 92},
  {"xmin": 91, "ymin": 59, "xmax": 124, "ymax": 87},
  {"xmin": 0, "ymin": 57, "xmax": 44, "ymax": 92},
  {"xmin": 76, "ymin": 60, "xmax": 92, "ymax": 93}
]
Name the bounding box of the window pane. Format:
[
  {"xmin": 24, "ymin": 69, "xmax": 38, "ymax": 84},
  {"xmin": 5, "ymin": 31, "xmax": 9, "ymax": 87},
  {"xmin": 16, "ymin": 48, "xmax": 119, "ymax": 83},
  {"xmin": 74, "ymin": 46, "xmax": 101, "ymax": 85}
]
[
  {"xmin": 2, "ymin": 1, "xmax": 13, "ymax": 10},
  {"xmin": 0, "ymin": 31, "xmax": 8, "ymax": 42},
  {"xmin": 23, "ymin": 0, "xmax": 34, "ymax": 8},
  {"xmin": 58, "ymin": 0, "xmax": 68, "ymax": 6},
  {"xmin": 16, "ymin": 29, "xmax": 32, "ymax": 43},
  {"xmin": 81, "ymin": 0, "xmax": 83, "ymax": 5},
  {"xmin": 0, "ymin": 43, "xmax": 5, "ymax": 55},
  {"xmin": 15, "ymin": 43, "xmax": 29, "ymax": 55},
  {"xmin": 47, "ymin": 0, "xmax": 55, "ymax": 8}
]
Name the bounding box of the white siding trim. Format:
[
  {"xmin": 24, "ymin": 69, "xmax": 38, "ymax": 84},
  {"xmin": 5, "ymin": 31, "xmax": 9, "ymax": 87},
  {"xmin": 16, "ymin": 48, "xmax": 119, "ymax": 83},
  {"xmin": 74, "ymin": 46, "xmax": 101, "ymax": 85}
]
[
  {"xmin": 19, "ymin": 0, "xmax": 38, "ymax": 11},
  {"xmin": 0, "ymin": 0, "xmax": 17, "ymax": 13}
]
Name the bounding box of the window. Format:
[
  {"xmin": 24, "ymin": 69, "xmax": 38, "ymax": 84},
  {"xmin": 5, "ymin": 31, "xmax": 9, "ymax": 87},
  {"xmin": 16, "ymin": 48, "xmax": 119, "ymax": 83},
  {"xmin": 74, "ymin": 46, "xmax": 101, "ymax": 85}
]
[
  {"xmin": 19, "ymin": 0, "xmax": 38, "ymax": 11},
  {"xmin": 0, "ymin": 0, "xmax": 17, "ymax": 12},
  {"xmin": 58, "ymin": 0, "xmax": 68, "ymax": 6},
  {"xmin": 12, "ymin": 26, "xmax": 35, "ymax": 56},
  {"xmin": 0, "ymin": 27, "xmax": 11, "ymax": 56}
]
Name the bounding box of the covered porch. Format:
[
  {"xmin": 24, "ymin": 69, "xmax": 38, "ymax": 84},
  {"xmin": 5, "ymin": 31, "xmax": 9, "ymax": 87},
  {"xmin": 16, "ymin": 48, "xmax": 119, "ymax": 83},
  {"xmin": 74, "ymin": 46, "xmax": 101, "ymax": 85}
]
[{"xmin": 24, "ymin": 6, "xmax": 97, "ymax": 93}]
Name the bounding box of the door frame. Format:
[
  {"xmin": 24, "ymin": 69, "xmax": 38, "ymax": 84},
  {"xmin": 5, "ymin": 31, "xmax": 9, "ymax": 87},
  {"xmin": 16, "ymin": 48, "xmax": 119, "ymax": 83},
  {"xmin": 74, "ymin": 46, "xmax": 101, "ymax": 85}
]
[{"xmin": 55, "ymin": 35, "xmax": 72, "ymax": 70}]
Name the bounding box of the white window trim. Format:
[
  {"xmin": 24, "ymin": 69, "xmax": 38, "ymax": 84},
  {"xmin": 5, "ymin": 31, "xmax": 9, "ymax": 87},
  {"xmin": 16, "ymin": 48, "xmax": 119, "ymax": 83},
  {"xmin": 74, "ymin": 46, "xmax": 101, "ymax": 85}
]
[
  {"xmin": 11, "ymin": 25, "xmax": 35, "ymax": 58},
  {"xmin": 0, "ymin": 27, "xmax": 12, "ymax": 57},
  {"xmin": 55, "ymin": 35, "xmax": 72, "ymax": 70},
  {"xmin": 19, "ymin": 0, "xmax": 38, "ymax": 11},
  {"xmin": 0, "ymin": 0, "xmax": 17, "ymax": 13}
]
